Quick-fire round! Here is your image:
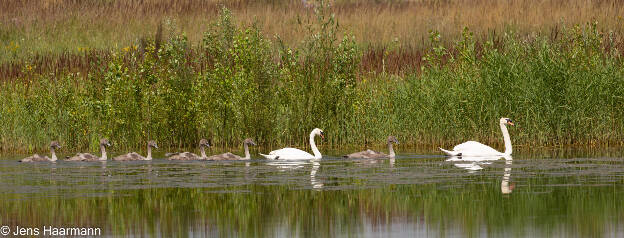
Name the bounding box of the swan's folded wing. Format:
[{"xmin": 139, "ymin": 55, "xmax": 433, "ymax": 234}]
[
  {"xmin": 81, "ymin": 153, "xmax": 99, "ymax": 161},
  {"xmin": 269, "ymin": 148, "xmax": 314, "ymax": 160},
  {"xmin": 32, "ymin": 155, "xmax": 53, "ymax": 162},
  {"xmin": 206, "ymin": 152, "xmax": 239, "ymax": 161},
  {"xmin": 440, "ymin": 148, "xmax": 461, "ymax": 156},
  {"xmin": 20, "ymin": 154, "xmax": 43, "ymax": 162},
  {"xmin": 260, "ymin": 153, "xmax": 279, "ymax": 160},
  {"xmin": 452, "ymin": 141, "xmax": 501, "ymax": 155},
  {"xmin": 65, "ymin": 154, "xmax": 83, "ymax": 161},
  {"xmin": 114, "ymin": 152, "xmax": 143, "ymax": 161},
  {"xmin": 344, "ymin": 150, "xmax": 385, "ymax": 159},
  {"xmin": 165, "ymin": 152, "xmax": 179, "ymax": 157},
  {"xmin": 168, "ymin": 152, "xmax": 200, "ymax": 160}
]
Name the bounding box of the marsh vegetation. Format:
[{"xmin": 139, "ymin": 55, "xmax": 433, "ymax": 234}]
[{"xmin": 1, "ymin": 1, "xmax": 624, "ymax": 153}]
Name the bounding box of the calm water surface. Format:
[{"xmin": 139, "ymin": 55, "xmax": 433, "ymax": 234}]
[{"xmin": 1, "ymin": 149, "xmax": 623, "ymax": 237}]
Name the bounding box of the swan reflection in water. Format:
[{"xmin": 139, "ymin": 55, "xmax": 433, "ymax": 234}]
[
  {"xmin": 310, "ymin": 160, "xmax": 322, "ymax": 189},
  {"xmin": 501, "ymin": 159, "xmax": 514, "ymax": 194},
  {"xmin": 447, "ymin": 155, "xmax": 515, "ymax": 194},
  {"xmin": 267, "ymin": 159, "xmax": 323, "ymax": 189},
  {"xmin": 352, "ymin": 157, "xmax": 396, "ymax": 168}
]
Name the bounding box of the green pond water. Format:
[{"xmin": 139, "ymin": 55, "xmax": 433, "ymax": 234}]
[{"xmin": 0, "ymin": 149, "xmax": 623, "ymax": 237}]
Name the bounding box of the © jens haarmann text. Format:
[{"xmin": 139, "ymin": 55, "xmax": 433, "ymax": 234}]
[{"xmin": 1, "ymin": 225, "xmax": 101, "ymax": 236}]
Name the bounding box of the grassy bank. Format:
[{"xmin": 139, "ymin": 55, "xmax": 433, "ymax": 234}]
[{"xmin": 2, "ymin": 6, "xmax": 624, "ymax": 153}]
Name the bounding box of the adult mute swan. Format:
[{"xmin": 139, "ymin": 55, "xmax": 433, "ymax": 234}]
[
  {"xmin": 260, "ymin": 128, "xmax": 324, "ymax": 160},
  {"xmin": 440, "ymin": 118, "xmax": 514, "ymax": 157}
]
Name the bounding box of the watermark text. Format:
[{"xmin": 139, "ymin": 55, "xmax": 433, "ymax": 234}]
[{"xmin": 1, "ymin": 225, "xmax": 101, "ymax": 236}]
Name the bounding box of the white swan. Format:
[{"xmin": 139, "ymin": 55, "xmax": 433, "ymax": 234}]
[
  {"xmin": 440, "ymin": 118, "xmax": 514, "ymax": 157},
  {"xmin": 260, "ymin": 128, "xmax": 324, "ymax": 160}
]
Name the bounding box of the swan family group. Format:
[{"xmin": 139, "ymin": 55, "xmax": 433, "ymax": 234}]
[{"xmin": 19, "ymin": 117, "xmax": 514, "ymax": 162}]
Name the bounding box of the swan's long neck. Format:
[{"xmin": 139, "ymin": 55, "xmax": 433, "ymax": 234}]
[
  {"xmin": 50, "ymin": 147, "xmax": 57, "ymax": 161},
  {"xmin": 146, "ymin": 146, "xmax": 152, "ymax": 160},
  {"xmin": 500, "ymin": 123, "xmax": 512, "ymax": 155},
  {"xmin": 387, "ymin": 142, "xmax": 395, "ymax": 158},
  {"xmin": 100, "ymin": 145, "xmax": 107, "ymax": 161},
  {"xmin": 310, "ymin": 132, "xmax": 322, "ymax": 159},
  {"xmin": 243, "ymin": 144, "xmax": 250, "ymax": 160},
  {"xmin": 200, "ymin": 146, "xmax": 207, "ymax": 159}
]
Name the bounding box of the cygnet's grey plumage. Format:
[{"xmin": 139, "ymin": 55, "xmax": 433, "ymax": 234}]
[
  {"xmin": 343, "ymin": 136, "xmax": 399, "ymax": 159},
  {"xmin": 113, "ymin": 140, "xmax": 158, "ymax": 161},
  {"xmin": 20, "ymin": 141, "xmax": 61, "ymax": 162},
  {"xmin": 205, "ymin": 138, "xmax": 256, "ymax": 161},
  {"xmin": 65, "ymin": 138, "xmax": 111, "ymax": 161},
  {"xmin": 167, "ymin": 139, "xmax": 210, "ymax": 160}
]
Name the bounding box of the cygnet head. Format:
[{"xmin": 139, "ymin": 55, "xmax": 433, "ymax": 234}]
[
  {"xmin": 148, "ymin": 140, "xmax": 158, "ymax": 149},
  {"xmin": 312, "ymin": 128, "xmax": 325, "ymax": 139},
  {"xmin": 500, "ymin": 118, "xmax": 514, "ymax": 126},
  {"xmin": 243, "ymin": 138, "xmax": 256, "ymax": 146},
  {"xmin": 199, "ymin": 139, "xmax": 211, "ymax": 148},
  {"xmin": 100, "ymin": 138, "xmax": 111, "ymax": 147},
  {"xmin": 49, "ymin": 141, "xmax": 61, "ymax": 149},
  {"xmin": 387, "ymin": 136, "xmax": 399, "ymax": 144}
]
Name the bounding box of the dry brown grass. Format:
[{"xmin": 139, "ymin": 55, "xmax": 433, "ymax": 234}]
[
  {"xmin": 2, "ymin": 0, "xmax": 624, "ymax": 48},
  {"xmin": 2, "ymin": 0, "xmax": 624, "ymax": 75}
]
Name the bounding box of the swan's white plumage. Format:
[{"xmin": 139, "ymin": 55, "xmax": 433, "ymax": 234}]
[
  {"xmin": 447, "ymin": 141, "xmax": 503, "ymax": 156},
  {"xmin": 440, "ymin": 118, "xmax": 514, "ymax": 157},
  {"xmin": 262, "ymin": 148, "xmax": 315, "ymax": 160},
  {"xmin": 261, "ymin": 128, "xmax": 324, "ymax": 160},
  {"xmin": 259, "ymin": 153, "xmax": 279, "ymax": 160}
]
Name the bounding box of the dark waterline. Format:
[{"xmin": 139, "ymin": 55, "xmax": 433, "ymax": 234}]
[{"xmin": 1, "ymin": 149, "xmax": 623, "ymax": 237}]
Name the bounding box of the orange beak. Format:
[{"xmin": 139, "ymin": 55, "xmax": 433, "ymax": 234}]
[{"xmin": 508, "ymin": 122, "xmax": 515, "ymax": 126}]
